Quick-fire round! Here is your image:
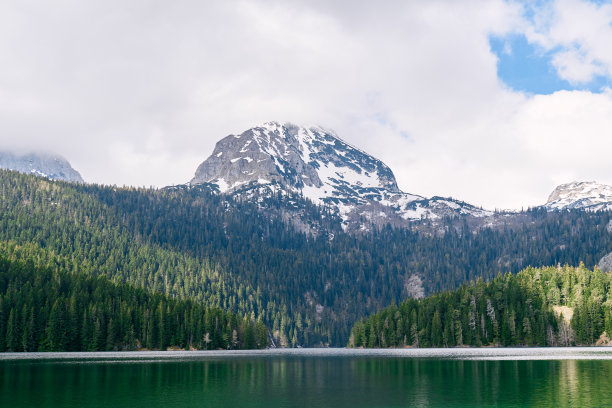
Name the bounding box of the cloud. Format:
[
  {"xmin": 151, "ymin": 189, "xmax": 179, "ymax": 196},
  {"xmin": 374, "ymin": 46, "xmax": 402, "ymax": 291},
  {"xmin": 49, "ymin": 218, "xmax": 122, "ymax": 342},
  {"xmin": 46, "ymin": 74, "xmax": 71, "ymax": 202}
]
[
  {"xmin": 0, "ymin": 0, "xmax": 611, "ymax": 210},
  {"xmin": 551, "ymin": 48, "xmax": 605, "ymax": 84},
  {"xmin": 524, "ymin": 0, "xmax": 612, "ymax": 84}
]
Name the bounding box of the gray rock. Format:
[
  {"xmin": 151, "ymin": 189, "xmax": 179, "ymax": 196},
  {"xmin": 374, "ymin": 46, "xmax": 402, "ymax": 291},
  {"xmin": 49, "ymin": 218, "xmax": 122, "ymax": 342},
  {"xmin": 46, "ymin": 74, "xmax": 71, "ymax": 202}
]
[
  {"xmin": 404, "ymin": 274, "xmax": 425, "ymax": 299},
  {"xmin": 0, "ymin": 151, "xmax": 83, "ymax": 183},
  {"xmin": 191, "ymin": 121, "xmax": 399, "ymax": 195},
  {"xmin": 598, "ymin": 252, "xmax": 612, "ymax": 273}
]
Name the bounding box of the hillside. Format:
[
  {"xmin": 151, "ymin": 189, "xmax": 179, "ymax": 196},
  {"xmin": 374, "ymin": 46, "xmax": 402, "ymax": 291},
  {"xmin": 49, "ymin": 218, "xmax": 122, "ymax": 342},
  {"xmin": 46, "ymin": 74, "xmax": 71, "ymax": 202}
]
[
  {"xmin": 1, "ymin": 170, "xmax": 612, "ymax": 346},
  {"xmin": 349, "ymin": 265, "xmax": 612, "ymax": 348},
  {"xmin": 0, "ymin": 255, "xmax": 267, "ymax": 352}
]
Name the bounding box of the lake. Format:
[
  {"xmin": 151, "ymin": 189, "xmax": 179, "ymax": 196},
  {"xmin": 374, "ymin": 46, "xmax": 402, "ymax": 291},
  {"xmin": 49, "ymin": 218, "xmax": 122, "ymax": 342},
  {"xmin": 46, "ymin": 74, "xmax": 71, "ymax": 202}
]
[{"xmin": 2, "ymin": 348, "xmax": 612, "ymax": 407}]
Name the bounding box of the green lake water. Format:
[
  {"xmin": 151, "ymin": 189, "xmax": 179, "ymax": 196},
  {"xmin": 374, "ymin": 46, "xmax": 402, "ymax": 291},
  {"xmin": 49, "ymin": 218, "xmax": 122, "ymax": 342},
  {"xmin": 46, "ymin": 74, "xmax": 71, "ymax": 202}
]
[{"xmin": 2, "ymin": 349, "xmax": 612, "ymax": 407}]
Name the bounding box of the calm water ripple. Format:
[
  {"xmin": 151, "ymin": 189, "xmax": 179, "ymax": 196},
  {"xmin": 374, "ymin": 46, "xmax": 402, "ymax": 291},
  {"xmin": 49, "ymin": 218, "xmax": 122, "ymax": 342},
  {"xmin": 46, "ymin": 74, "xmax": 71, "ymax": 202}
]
[{"xmin": 2, "ymin": 348, "xmax": 612, "ymax": 407}]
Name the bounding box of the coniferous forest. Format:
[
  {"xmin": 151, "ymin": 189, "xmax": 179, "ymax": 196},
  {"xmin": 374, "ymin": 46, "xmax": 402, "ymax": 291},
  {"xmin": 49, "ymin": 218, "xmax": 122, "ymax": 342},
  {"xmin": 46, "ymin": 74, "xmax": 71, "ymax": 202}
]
[
  {"xmin": 349, "ymin": 265, "xmax": 612, "ymax": 348},
  {"xmin": 0, "ymin": 255, "xmax": 267, "ymax": 352},
  {"xmin": 0, "ymin": 169, "xmax": 611, "ymax": 347}
]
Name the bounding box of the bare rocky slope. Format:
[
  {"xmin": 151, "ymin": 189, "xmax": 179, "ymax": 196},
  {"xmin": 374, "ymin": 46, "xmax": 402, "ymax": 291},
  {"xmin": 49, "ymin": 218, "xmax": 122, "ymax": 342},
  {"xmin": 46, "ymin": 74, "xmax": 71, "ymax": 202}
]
[
  {"xmin": 186, "ymin": 122, "xmax": 612, "ymax": 234},
  {"xmin": 188, "ymin": 121, "xmax": 491, "ymax": 231},
  {"xmin": 0, "ymin": 151, "xmax": 83, "ymax": 183}
]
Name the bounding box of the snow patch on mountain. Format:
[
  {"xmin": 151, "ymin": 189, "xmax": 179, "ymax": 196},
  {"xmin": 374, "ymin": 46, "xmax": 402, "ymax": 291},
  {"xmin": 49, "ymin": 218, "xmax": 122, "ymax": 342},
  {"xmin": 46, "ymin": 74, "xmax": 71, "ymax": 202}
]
[
  {"xmin": 0, "ymin": 151, "xmax": 83, "ymax": 183},
  {"xmin": 189, "ymin": 122, "xmax": 491, "ymax": 227},
  {"xmin": 545, "ymin": 181, "xmax": 612, "ymax": 212}
]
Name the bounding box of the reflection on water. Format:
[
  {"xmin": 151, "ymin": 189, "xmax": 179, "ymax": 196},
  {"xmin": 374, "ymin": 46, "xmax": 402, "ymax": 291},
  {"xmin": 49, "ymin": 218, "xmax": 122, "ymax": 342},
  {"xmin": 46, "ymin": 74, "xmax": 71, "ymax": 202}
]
[
  {"xmin": 562, "ymin": 359, "xmax": 579, "ymax": 404},
  {"xmin": 2, "ymin": 354, "xmax": 612, "ymax": 407},
  {"xmin": 533, "ymin": 358, "xmax": 612, "ymax": 407}
]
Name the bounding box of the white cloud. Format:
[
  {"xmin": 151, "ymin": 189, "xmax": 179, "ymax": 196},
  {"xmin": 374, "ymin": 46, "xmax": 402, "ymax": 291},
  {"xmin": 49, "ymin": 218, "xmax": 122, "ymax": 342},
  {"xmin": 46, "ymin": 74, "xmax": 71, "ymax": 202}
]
[
  {"xmin": 525, "ymin": 0, "xmax": 612, "ymax": 84},
  {"xmin": 0, "ymin": 0, "xmax": 611, "ymax": 210},
  {"xmin": 516, "ymin": 89, "xmax": 612, "ymax": 170},
  {"xmin": 552, "ymin": 49, "xmax": 605, "ymax": 84}
]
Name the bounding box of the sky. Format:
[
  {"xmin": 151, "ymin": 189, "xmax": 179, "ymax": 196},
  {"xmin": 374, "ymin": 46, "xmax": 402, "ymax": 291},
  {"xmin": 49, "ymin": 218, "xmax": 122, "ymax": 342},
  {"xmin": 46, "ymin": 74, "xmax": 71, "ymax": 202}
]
[{"xmin": 1, "ymin": 0, "xmax": 612, "ymax": 210}]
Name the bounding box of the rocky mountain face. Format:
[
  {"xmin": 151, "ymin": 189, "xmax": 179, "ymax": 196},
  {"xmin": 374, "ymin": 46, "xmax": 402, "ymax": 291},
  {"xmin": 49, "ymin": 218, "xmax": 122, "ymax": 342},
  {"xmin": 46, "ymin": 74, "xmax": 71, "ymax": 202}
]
[
  {"xmin": 597, "ymin": 220, "xmax": 612, "ymax": 272},
  {"xmin": 599, "ymin": 252, "xmax": 612, "ymax": 273},
  {"xmin": 0, "ymin": 151, "xmax": 83, "ymax": 183},
  {"xmin": 187, "ymin": 122, "xmax": 612, "ymax": 233},
  {"xmin": 544, "ymin": 181, "xmax": 612, "ymax": 212},
  {"xmin": 189, "ymin": 122, "xmax": 491, "ymax": 231}
]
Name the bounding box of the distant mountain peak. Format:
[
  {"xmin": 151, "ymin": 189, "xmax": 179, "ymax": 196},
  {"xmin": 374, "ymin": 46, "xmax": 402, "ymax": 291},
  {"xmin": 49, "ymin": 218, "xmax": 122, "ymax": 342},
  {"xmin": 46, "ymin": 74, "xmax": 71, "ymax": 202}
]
[
  {"xmin": 191, "ymin": 122, "xmax": 402, "ymax": 197},
  {"xmin": 0, "ymin": 151, "xmax": 84, "ymax": 183},
  {"xmin": 189, "ymin": 122, "xmax": 491, "ymax": 229},
  {"xmin": 545, "ymin": 181, "xmax": 612, "ymax": 211}
]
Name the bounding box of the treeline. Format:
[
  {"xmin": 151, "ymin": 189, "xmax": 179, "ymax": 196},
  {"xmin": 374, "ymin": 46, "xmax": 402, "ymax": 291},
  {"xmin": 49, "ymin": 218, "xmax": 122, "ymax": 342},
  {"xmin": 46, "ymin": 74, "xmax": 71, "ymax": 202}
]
[
  {"xmin": 0, "ymin": 256, "xmax": 267, "ymax": 352},
  {"xmin": 349, "ymin": 265, "xmax": 612, "ymax": 348},
  {"xmin": 1, "ymin": 170, "xmax": 611, "ymax": 346}
]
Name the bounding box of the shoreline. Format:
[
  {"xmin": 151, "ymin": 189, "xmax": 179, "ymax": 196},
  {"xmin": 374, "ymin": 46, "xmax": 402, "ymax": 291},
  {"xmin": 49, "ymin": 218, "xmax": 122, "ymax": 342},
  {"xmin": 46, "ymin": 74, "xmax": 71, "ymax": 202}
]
[{"xmin": 3, "ymin": 347, "xmax": 612, "ymax": 361}]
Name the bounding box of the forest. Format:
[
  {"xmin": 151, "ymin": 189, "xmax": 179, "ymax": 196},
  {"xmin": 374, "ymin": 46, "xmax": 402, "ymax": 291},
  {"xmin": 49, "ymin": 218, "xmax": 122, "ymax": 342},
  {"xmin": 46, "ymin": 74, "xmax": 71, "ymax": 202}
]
[
  {"xmin": 349, "ymin": 265, "xmax": 612, "ymax": 348},
  {"xmin": 0, "ymin": 255, "xmax": 267, "ymax": 352},
  {"xmin": 1, "ymin": 169, "xmax": 611, "ymax": 346}
]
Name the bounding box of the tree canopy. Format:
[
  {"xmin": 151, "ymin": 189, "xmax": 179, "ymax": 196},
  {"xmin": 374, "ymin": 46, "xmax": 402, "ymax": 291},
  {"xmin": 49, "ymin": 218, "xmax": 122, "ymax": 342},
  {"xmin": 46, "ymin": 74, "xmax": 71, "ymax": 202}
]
[{"xmin": 349, "ymin": 265, "xmax": 612, "ymax": 348}]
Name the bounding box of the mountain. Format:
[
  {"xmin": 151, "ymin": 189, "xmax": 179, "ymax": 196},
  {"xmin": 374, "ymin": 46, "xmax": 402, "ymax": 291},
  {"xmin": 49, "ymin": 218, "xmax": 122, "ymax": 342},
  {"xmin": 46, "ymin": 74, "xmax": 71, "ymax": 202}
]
[
  {"xmin": 189, "ymin": 122, "xmax": 491, "ymax": 230},
  {"xmin": 0, "ymin": 151, "xmax": 83, "ymax": 183},
  {"xmin": 3, "ymin": 170, "xmax": 611, "ymax": 347},
  {"xmin": 544, "ymin": 181, "xmax": 612, "ymax": 211}
]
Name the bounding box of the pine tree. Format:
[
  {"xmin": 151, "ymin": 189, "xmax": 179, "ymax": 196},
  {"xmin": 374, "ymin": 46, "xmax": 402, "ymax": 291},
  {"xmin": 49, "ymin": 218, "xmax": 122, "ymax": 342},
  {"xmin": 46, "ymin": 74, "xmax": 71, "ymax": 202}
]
[
  {"xmin": 21, "ymin": 306, "xmax": 34, "ymax": 352},
  {"xmin": 45, "ymin": 299, "xmax": 67, "ymax": 351},
  {"xmin": 0, "ymin": 297, "xmax": 6, "ymax": 351},
  {"xmin": 6, "ymin": 308, "xmax": 16, "ymax": 351},
  {"xmin": 431, "ymin": 310, "xmax": 442, "ymax": 347}
]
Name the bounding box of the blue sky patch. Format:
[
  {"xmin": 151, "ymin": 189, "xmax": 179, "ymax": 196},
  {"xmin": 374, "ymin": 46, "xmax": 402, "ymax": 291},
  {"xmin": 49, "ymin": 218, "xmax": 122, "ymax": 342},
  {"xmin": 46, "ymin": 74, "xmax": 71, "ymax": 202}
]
[
  {"xmin": 585, "ymin": 0, "xmax": 612, "ymax": 5},
  {"xmin": 489, "ymin": 34, "xmax": 609, "ymax": 94}
]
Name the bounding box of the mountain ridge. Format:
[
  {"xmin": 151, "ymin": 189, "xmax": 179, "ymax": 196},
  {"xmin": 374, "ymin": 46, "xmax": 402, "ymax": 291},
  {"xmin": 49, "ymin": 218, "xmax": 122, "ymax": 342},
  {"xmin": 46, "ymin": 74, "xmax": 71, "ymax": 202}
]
[
  {"xmin": 188, "ymin": 121, "xmax": 491, "ymax": 230},
  {"xmin": 545, "ymin": 181, "xmax": 612, "ymax": 212},
  {"xmin": 2, "ymin": 169, "xmax": 611, "ymax": 347},
  {"xmin": 0, "ymin": 151, "xmax": 83, "ymax": 183}
]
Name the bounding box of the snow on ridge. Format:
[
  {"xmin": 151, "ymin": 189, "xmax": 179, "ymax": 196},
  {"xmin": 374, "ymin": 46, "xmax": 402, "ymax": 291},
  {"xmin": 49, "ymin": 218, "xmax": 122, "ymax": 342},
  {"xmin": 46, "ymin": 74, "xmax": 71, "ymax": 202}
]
[
  {"xmin": 215, "ymin": 178, "xmax": 229, "ymax": 193},
  {"xmin": 190, "ymin": 122, "xmax": 492, "ymax": 226},
  {"xmin": 545, "ymin": 181, "xmax": 612, "ymax": 211},
  {"xmin": 401, "ymin": 204, "xmax": 432, "ymax": 220},
  {"xmin": 249, "ymin": 122, "xmax": 397, "ymax": 207}
]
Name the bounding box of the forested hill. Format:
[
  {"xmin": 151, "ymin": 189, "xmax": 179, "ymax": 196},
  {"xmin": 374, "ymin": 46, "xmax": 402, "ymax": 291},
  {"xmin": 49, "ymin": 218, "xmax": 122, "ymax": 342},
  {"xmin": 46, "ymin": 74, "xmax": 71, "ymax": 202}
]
[
  {"xmin": 349, "ymin": 265, "xmax": 612, "ymax": 348},
  {"xmin": 1, "ymin": 169, "xmax": 612, "ymax": 346},
  {"xmin": 0, "ymin": 255, "xmax": 267, "ymax": 352}
]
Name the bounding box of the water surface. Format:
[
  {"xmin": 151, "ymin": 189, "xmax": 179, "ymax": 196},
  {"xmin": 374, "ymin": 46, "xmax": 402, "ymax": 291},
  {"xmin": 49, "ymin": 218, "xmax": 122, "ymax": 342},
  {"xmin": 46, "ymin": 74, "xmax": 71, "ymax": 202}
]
[{"xmin": 2, "ymin": 348, "xmax": 612, "ymax": 407}]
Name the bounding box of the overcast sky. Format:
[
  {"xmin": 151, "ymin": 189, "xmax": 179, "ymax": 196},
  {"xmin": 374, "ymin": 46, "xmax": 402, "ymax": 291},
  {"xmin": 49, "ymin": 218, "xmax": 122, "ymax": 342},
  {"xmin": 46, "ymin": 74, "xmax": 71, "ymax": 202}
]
[{"xmin": 1, "ymin": 0, "xmax": 611, "ymax": 210}]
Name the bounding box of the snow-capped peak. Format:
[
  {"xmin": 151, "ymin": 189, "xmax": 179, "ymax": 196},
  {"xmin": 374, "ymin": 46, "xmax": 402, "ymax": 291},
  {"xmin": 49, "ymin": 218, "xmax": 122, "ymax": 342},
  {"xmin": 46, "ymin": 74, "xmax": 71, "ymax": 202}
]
[
  {"xmin": 191, "ymin": 121, "xmax": 402, "ymax": 199},
  {"xmin": 189, "ymin": 122, "xmax": 491, "ymax": 227},
  {"xmin": 545, "ymin": 181, "xmax": 612, "ymax": 211}
]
